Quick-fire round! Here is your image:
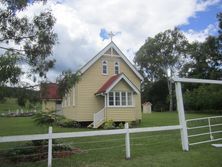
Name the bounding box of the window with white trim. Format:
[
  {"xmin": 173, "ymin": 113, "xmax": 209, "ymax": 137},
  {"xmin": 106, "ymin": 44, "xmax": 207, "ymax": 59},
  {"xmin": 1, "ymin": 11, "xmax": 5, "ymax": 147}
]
[
  {"xmin": 115, "ymin": 92, "xmax": 120, "ymax": 106},
  {"xmin": 108, "ymin": 91, "xmax": 133, "ymax": 107},
  {"xmin": 121, "ymin": 92, "xmax": 126, "ymax": 106},
  {"xmin": 102, "ymin": 60, "xmax": 108, "ymax": 75},
  {"xmin": 114, "ymin": 62, "xmax": 120, "ymax": 74},
  {"xmin": 127, "ymin": 92, "xmax": 133, "ymax": 106},
  {"xmin": 109, "ymin": 92, "xmax": 114, "ymax": 106}
]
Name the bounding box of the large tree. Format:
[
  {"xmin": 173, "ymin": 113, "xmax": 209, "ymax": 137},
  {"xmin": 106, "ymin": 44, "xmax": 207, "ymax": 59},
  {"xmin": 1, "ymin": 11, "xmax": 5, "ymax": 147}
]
[
  {"xmin": 180, "ymin": 37, "xmax": 222, "ymax": 80},
  {"xmin": 135, "ymin": 28, "xmax": 188, "ymax": 112},
  {"xmin": 180, "ymin": 12, "xmax": 222, "ymax": 80},
  {"xmin": 0, "ymin": 0, "xmax": 57, "ymax": 87}
]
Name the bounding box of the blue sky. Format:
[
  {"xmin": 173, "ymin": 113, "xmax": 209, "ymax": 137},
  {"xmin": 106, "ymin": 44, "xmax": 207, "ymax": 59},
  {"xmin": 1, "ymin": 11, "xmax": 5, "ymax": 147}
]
[{"xmin": 180, "ymin": 3, "xmax": 221, "ymax": 34}]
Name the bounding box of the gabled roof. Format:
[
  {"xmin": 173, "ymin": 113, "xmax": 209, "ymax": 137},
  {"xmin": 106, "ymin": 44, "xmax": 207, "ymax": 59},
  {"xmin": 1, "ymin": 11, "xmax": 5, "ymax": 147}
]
[
  {"xmin": 79, "ymin": 41, "xmax": 143, "ymax": 81},
  {"xmin": 95, "ymin": 73, "xmax": 140, "ymax": 95},
  {"xmin": 40, "ymin": 83, "xmax": 61, "ymax": 100}
]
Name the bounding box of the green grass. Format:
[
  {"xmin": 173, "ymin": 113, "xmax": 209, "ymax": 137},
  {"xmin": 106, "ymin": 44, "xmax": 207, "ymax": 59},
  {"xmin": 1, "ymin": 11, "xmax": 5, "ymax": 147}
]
[
  {"xmin": 0, "ymin": 112, "xmax": 222, "ymax": 167},
  {"xmin": 0, "ymin": 98, "xmax": 41, "ymax": 113}
]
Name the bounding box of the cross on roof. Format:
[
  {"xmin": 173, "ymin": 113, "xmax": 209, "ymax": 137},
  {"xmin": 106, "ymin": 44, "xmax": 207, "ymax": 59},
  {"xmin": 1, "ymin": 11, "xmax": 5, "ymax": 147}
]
[{"xmin": 108, "ymin": 31, "xmax": 115, "ymax": 41}]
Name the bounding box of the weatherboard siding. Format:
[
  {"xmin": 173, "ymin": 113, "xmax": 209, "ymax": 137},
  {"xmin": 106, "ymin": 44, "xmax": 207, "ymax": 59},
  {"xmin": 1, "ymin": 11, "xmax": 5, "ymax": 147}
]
[
  {"xmin": 42, "ymin": 100, "xmax": 56, "ymax": 112},
  {"xmin": 62, "ymin": 53, "xmax": 142, "ymax": 121},
  {"xmin": 63, "ymin": 87, "xmax": 78, "ymax": 119}
]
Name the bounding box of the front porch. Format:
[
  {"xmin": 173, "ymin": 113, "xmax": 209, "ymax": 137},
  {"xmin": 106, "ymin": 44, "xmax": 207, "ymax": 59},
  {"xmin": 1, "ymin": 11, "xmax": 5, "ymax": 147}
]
[{"xmin": 91, "ymin": 73, "xmax": 141, "ymax": 128}]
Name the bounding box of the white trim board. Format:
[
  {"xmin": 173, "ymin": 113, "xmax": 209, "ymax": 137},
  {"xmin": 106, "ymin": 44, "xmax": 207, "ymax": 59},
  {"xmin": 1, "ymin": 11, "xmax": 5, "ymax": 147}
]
[
  {"xmin": 79, "ymin": 41, "xmax": 143, "ymax": 81},
  {"xmin": 173, "ymin": 77, "xmax": 222, "ymax": 85},
  {"xmin": 212, "ymin": 144, "xmax": 222, "ymax": 148}
]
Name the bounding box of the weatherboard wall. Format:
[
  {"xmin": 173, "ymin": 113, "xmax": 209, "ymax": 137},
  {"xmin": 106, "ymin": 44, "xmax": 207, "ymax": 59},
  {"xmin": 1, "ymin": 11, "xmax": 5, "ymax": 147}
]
[{"xmin": 62, "ymin": 49, "xmax": 142, "ymax": 121}]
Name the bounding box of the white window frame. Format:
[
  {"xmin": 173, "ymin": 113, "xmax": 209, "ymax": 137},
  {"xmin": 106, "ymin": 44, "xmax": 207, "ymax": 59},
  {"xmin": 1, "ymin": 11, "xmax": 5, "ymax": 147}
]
[
  {"xmin": 114, "ymin": 62, "xmax": 120, "ymax": 74},
  {"xmin": 102, "ymin": 60, "xmax": 108, "ymax": 75},
  {"xmin": 121, "ymin": 92, "xmax": 127, "ymax": 106},
  {"xmin": 107, "ymin": 91, "xmax": 134, "ymax": 107}
]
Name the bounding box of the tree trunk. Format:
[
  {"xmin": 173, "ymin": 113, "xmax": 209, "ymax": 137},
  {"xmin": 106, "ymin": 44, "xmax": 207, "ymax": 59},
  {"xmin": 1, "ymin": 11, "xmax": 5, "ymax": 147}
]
[{"xmin": 167, "ymin": 78, "xmax": 173, "ymax": 112}]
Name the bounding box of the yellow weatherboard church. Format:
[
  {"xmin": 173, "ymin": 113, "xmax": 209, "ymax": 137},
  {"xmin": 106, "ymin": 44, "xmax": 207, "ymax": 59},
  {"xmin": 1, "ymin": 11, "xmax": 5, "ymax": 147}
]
[{"xmin": 62, "ymin": 41, "xmax": 143, "ymax": 128}]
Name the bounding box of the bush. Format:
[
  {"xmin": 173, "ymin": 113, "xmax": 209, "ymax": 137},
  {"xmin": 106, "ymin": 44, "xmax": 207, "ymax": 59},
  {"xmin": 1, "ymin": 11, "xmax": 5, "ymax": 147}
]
[
  {"xmin": 33, "ymin": 111, "xmax": 62, "ymax": 126},
  {"xmin": 33, "ymin": 111, "xmax": 81, "ymax": 128},
  {"xmin": 58, "ymin": 119, "xmax": 81, "ymax": 128},
  {"xmin": 4, "ymin": 140, "xmax": 74, "ymax": 163},
  {"xmin": 184, "ymin": 85, "xmax": 222, "ymax": 112},
  {"xmin": 103, "ymin": 120, "xmax": 115, "ymax": 129}
]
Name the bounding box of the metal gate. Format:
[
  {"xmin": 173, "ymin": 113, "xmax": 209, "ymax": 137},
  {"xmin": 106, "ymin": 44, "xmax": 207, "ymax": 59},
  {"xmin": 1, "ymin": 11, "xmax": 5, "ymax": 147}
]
[{"xmin": 186, "ymin": 116, "xmax": 222, "ymax": 146}]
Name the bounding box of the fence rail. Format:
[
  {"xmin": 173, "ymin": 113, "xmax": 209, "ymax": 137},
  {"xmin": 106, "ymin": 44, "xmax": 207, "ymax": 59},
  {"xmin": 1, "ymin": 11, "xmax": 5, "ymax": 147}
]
[
  {"xmin": 186, "ymin": 116, "xmax": 222, "ymax": 146},
  {"xmin": 0, "ymin": 124, "xmax": 181, "ymax": 167}
]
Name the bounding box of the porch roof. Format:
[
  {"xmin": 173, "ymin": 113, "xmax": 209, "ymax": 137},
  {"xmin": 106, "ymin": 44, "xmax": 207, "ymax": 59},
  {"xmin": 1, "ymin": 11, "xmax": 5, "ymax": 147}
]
[{"xmin": 95, "ymin": 73, "xmax": 140, "ymax": 95}]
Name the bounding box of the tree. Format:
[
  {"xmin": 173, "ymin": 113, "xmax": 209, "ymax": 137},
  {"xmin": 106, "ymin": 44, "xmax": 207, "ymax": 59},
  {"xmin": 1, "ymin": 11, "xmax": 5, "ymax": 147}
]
[
  {"xmin": 180, "ymin": 37, "xmax": 222, "ymax": 80},
  {"xmin": 135, "ymin": 28, "xmax": 188, "ymax": 111},
  {"xmin": 180, "ymin": 12, "xmax": 222, "ymax": 80},
  {"xmin": 0, "ymin": 0, "xmax": 57, "ymax": 87},
  {"xmin": 142, "ymin": 78, "xmax": 169, "ymax": 111},
  {"xmin": 180, "ymin": 12, "xmax": 222, "ymax": 112},
  {"xmin": 56, "ymin": 70, "xmax": 80, "ymax": 97}
]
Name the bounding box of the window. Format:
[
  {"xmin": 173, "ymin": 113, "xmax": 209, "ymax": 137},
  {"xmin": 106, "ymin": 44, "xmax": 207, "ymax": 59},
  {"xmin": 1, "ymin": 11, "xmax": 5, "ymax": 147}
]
[
  {"xmin": 102, "ymin": 60, "xmax": 108, "ymax": 75},
  {"xmin": 115, "ymin": 92, "xmax": 120, "ymax": 106},
  {"xmin": 127, "ymin": 92, "xmax": 133, "ymax": 106},
  {"xmin": 121, "ymin": 92, "xmax": 126, "ymax": 106},
  {"xmin": 114, "ymin": 62, "xmax": 119, "ymax": 74},
  {"xmin": 108, "ymin": 91, "xmax": 133, "ymax": 107},
  {"xmin": 109, "ymin": 92, "xmax": 114, "ymax": 106}
]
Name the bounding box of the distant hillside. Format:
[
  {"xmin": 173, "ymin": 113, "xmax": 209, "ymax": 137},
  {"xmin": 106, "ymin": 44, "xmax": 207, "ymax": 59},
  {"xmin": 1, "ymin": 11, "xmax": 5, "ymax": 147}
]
[
  {"xmin": 0, "ymin": 98, "xmax": 41, "ymax": 113},
  {"xmin": 0, "ymin": 87, "xmax": 41, "ymax": 112}
]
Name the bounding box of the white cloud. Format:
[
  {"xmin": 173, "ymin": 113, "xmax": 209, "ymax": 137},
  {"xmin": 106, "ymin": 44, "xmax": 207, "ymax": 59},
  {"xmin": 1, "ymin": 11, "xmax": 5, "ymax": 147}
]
[
  {"xmin": 16, "ymin": 0, "xmax": 220, "ymax": 82},
  {"xmin": 182, "ymin": 23, "xmax": 218, "ymax": 42},
  {"xmin": 195, "ymin": 0, "xmax": 220, "ymax": 11}
]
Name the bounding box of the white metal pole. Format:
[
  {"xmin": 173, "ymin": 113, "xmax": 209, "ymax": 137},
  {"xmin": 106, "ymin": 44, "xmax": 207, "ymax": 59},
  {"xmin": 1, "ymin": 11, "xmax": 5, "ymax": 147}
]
[
  {"xmin": 125, "ymin": 123, "xmax": 131, "ymax": 159},
  {"xmin": 48, "ymin": 127, "xmax": 52, "ymax": 167},
  {"xmin": 175, "ymin": 82, "xmax": 189, "ymax": 151}
]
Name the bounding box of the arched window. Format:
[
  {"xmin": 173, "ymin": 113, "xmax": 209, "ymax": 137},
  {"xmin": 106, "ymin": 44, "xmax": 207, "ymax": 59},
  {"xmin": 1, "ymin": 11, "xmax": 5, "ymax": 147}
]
[
  {"xmin": 102, "ymin": 60, "xmax": 108, "ymax": 75},
  {"xmin": 114, "ymin": 62, "xmax": 119, "ymax": 74}
]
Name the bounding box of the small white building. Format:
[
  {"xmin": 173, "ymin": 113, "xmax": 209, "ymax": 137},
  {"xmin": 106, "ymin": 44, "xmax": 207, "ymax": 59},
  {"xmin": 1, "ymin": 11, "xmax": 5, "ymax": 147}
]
[{"xmin": 142, "ymin": 102, "xmax": 152, "ymax": 114}]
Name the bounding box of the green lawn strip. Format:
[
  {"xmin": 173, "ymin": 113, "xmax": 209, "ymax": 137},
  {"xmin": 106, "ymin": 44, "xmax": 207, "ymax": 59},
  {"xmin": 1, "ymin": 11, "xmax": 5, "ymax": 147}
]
[
  {"xmin": 0, "ymin": 112, "xmax": 221, "ymax": 167},
  {"xmin": 0, "ymin": 98, "xmax": 41, "ymax": 113}
]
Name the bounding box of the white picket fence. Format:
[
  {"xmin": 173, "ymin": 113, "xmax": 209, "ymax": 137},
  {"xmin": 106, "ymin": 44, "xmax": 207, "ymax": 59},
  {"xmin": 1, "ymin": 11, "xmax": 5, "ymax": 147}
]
[{"xmin": 0, "ymin": 124, "xmax": 181, "ymax": 167}]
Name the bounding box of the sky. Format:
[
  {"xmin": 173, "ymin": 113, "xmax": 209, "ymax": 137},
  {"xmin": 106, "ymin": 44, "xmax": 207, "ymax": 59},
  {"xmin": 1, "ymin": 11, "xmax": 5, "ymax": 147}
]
[{"xmin": 13, "ymin": 0, "xmax": 222, "ymax": 83}]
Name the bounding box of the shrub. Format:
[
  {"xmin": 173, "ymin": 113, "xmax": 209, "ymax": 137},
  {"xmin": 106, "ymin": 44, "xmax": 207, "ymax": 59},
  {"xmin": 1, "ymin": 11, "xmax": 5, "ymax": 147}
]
[
  {"xmin": 33, "ymin": 111, "xmax": 65, "ymax": 126},
  {"xmin": 33, "ymin": 111, "xmax": 81, "ymax": 128},
  {"xmin": 118, "ymin": 122, "xmax": 124, "ymax": 129},
  {"xmin": 4, "ymin": 140, "xmax": 74, "ymax": 163},
  {"xmin": 58, "ymin": 119, "xmax": 81, "ymax": 128},
  {"xmin": 103, "ymin": 120, "xmax": 115, "ymax": 129},
  {"xmin": 184, "ymin": 85, "xmax": 222, "ymax": 112}
]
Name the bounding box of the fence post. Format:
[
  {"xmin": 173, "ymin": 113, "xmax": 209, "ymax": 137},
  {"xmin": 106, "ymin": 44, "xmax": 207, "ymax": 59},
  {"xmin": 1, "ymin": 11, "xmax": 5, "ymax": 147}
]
[
  {"xmin": 208, "ymin": 118, "xmax": 213, "ymax": 140},
  {"xmin": 175, "ymin": 82, "xmax": 189, "ymax": 151},
  {"xmin": 125, "ymin": 123, "xmax": 131, "ymax": 159},
  {"xmin": 48, "ymin": 127, "xmax": 52, "ymax": 167}
]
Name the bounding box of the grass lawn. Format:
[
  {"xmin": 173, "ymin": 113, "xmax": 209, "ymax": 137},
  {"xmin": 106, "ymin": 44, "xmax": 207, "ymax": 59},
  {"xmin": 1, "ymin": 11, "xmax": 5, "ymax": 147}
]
[
  {"xmin": 0, "ymin": 98, "xmax": 41, "ymax": 113},
  {"xmin": 0, "ymin": 112, "xmax": 221, "ymax": 167}
]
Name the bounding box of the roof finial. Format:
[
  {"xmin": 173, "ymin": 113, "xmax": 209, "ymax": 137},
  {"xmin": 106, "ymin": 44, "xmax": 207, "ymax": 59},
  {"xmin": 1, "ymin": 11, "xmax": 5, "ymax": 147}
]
[{"xmin": 108, "ymin": 31, "xmax": 115, "ymax": 41}]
